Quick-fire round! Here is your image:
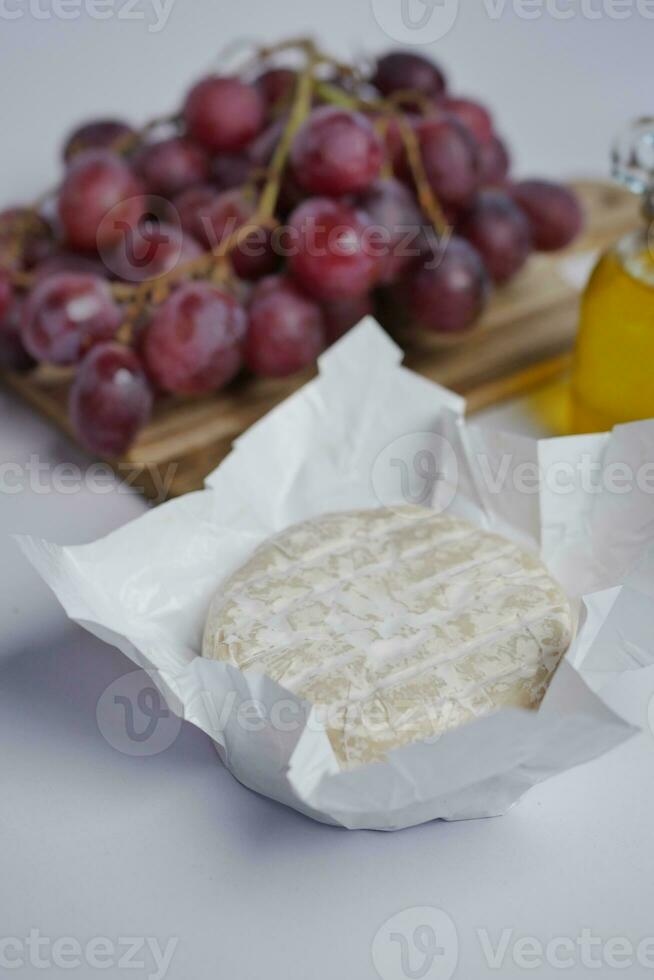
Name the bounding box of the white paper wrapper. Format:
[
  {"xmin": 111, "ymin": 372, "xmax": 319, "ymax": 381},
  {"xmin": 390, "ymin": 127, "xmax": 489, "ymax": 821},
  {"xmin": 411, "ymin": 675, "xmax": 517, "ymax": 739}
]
[{"xmin": 19, "ymin": 319, "xmax": 654, "ymax": 831}]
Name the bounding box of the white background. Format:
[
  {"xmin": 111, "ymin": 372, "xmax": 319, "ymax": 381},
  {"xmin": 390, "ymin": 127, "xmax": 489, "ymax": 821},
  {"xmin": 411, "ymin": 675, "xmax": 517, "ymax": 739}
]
[{"xmin": 2, "ymin": 2, "xmax": 654, "ymax": 979}]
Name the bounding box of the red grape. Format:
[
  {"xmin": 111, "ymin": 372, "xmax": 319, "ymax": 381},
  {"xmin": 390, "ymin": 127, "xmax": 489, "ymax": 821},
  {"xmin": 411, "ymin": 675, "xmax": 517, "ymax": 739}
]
[
  {"xmin": 357, "ymin": 177, "xmax": 423, "ymax": 284},
  {"xmin": 63, "ymin": 119, "xmax": 133, "ymax": 162},
  {"xmin": 21, "ymin": 272, "xmax": 121, "ymax": 364},
  {"xmin": 135, "ymin": 137, "xmax": 210, "ymax": 197},
  {"xmin": 212, "ymin": 153, "xmax": 254, "ymax": 191},
  {"xmin": 245, "ymin": 275, "xmax": 325, "ymax": 377},
  {"xmin": 22, "ymin": 234, "xmax": 57, "ymax": 270},
  {"xmin": 0, "ymin": 268, "xmax": 13, "ymax": 322},
  {"xmin": 0, "ymin": 298, "xmax": 34, "ymax": 371},
  {"xmin": 372, "ymin": 51, "xmax": 446, "ymax": 102},
  {"xmin": 69, "ymin": 342, "xmax": 153, "ymax": 456},
  {"xmin": 459, "ymin": 190, "xmax": 532, "ymax": 283},
  {"xmin": 34, "ymin": 251, "xmax": 109, "ymax": 282},
  {"xmin": 478, "ymin": 135, "xmax": 511, "ymax": 186},
  {"xmin": 248, "ymin": 118, "xmax": 285, "ymax": 168},
  {"xmin": 199, "ymin": 188, "xmax": 253, "ymax": 248},
  {"xmin": 196, "ymin": 189, "xmax": 266, "ymax": 273},
  {"xmin": 442, "ymin": 97, "xmax": 493, "ymax": 145},
  {"xmin": 231, "ymin": 226, "xmax": 279, "ymax": 281},
  {"xmin": 414, "ymin": 116, "xmax": 480, "ymax": 207},
  {"xmin": 142, "ymin": 282, "xmax": 246, "ymax": 394},
  {"xmin": 291, "ymin": 107, "xmax": 383, "ymax": 196},
  {"xmin": 406, "ymin": 236, "xmax": 490, "ymax": 333},
  {"xmin": 58, "ymin": 150, "xmax": 146, "ymax": 252},
  {"xmin": 321, "ymin": 293, "xmax": 374, "ymax": 344},
  {"xmin": 183, "ymin": 76, "xmax": 265, "ymax": 152},
  {"xmin": 106, "ymin": 220, "xmax": 202, "ymax": 283},
  {"xmin": 277, "ymin": 166, "xmax": 308, "ymax": 217},
  {"xmin": 509, "ymin": 180, "xmax": 583, "ymax": 251},
  {"xmin": 256, "ymin": 68, "xmax": 296, "ymax": 111},
  {"xmin": 287, "ymin": 198, "xmax": 380, "ymax": 300},
  {"xmin": 172, "ymin": 184, "xmax": 218, "ymax": 240}
]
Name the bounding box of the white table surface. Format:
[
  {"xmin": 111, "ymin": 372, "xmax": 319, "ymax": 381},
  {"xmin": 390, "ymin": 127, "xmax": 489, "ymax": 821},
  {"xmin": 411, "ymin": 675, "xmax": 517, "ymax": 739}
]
[{"xmin": 2, "ymin": 4, "xmax": 654, "ymax": 979}]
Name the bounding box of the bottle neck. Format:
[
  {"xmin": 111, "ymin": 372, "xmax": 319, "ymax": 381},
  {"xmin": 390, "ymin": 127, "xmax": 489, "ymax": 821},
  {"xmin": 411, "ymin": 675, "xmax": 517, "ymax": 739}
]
[
  {"xmin": 614, "ymin": 228, "xmax": 654, "ymax": 287},
  {"xmin": 640, "ymin": 187, "xmax": 654, "ymax": 225}
]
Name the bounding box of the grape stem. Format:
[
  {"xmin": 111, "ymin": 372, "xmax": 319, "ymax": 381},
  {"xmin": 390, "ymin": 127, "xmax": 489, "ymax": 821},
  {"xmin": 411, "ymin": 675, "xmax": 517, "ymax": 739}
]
[
  {"xmin": 258, "ymin": 57, "xmax": 316, "ymax": 219},
  {"xmin": 396, "ymin": 116, "xmax": 448, "ymax": 237}
]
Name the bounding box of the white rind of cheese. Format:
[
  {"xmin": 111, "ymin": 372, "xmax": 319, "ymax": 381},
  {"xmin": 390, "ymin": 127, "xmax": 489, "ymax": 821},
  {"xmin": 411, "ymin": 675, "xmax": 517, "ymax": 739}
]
[{"xmin": 202, "ymin": 507, "xmax": 573, "ymax": 770}]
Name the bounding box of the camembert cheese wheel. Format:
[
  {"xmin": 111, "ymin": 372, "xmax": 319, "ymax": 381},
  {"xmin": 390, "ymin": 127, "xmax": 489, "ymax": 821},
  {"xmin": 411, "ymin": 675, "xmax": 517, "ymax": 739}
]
[{"xmin": 203, "ymin": 507, "xmax": 573, "ymax": 769}]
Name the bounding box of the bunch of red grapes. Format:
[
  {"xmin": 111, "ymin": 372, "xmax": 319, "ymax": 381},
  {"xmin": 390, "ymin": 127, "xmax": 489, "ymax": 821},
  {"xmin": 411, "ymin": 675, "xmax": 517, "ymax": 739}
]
[{"xmin": 0, "ymin": 42, "xmax": 583, "ymax": 457}]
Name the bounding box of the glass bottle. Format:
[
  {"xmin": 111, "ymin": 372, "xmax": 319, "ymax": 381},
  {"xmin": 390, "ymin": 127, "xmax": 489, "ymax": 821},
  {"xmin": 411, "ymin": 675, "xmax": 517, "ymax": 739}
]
[{"xmin": 571, "ymin": 118, "xmax": 654, "ymax": 432}]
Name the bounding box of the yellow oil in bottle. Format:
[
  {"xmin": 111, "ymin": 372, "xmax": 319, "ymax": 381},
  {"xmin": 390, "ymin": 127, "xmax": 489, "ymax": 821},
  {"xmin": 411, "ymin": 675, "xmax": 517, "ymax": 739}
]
[{"xmin": 571, "ymin": 229, "xmax": 654, "ymax": 432}]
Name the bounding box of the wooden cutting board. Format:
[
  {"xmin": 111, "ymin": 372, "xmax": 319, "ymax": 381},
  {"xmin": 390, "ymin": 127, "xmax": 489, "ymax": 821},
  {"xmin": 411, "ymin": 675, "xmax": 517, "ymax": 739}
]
[{"xmin": 1, "ymin": 180, "xmax": 639, "ymax": 501}]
